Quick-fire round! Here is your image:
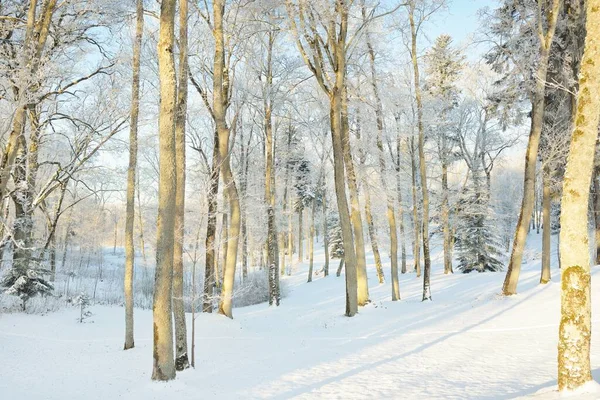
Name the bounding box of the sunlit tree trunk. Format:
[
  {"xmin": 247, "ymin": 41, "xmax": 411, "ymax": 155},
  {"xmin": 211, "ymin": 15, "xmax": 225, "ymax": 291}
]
[
  {"xmin": 214, "ymin": 0, "xmax": 240, "ymax": 319},
  {"xmin": 124, "ymin": 0, "xmax": 144, "ymax": 351},
  {"xmin": 322, "ymin": 189, "xmax": 330, "ymax": 276},
  {"xmin": 593, "ymin": 164, "xmax": 600, "ymax": 265},
  {"xmin": 172, "ymin": 0, "xmax": 189, "ymax": 370},
  {"xmin": 540, "ymin": 165, "xmax": 551, "ymax": 284},
  {"xmin": 558, "ymin": 1, "xmax": 599, "ymax": 388},
  {"xmin": 203, "ymin": 130, "xmax": 219, "ymax": 313},
  {"xmin": 502, "ymin": 0, "xmax": 562, "ymax": 296},
  {"xmin": 152, "ymin": 0, "xmax": 178, "ymax": 381},
  {"xmin": 341, "ymin": 89, "xmax": 369, "ymax": 306},
  {"xmin": 409, "ymin": 137, "xmax": 421, "ymax": 276},
  {"xmin": 264, "ymin": 31, "xmax": 280, "ymax": 303},
  {"xmin": 409, "ymin": 1, "xmax": 431, "ymax": 301}
]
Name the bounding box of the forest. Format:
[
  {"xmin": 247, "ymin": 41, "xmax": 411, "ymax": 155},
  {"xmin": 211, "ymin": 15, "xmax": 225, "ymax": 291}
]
[{"xmin": 1, "ymin": 0, "xmax": 600, "ymax": 398}]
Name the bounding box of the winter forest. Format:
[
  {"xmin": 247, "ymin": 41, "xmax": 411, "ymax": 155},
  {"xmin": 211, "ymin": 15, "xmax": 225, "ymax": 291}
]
[{"xmin": 1, "ymin": 0, "xmax": 600, "ymax": 398}]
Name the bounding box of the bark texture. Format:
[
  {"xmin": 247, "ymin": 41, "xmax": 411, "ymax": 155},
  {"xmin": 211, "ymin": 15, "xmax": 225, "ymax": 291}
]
[
  {"xmin": 124, "ymin": 0, "xmax": 144, "ymax": 351},
  {"xmin": 152, "ymin": 0, "xmax": 177, "ymax": 381},
  {"xmin": 558, "ymin": 1, "xmax": 599, "ymax": 389}
]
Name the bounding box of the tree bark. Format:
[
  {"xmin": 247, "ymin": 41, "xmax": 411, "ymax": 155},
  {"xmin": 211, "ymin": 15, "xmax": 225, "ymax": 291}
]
[
  {"xmin": 593, "ymin": 164, "xmax": 600, "ymax": 265},
  {"xmin": 203, "ymin": 130, "xmax": 219, "ymax": 313},
  {"xmin": 264, "ymin": 30, "xmax": 280, "ymax": 304},
  {"xmin": 409, "ymin": 2, "xmax": 431, "ymax": 301},
  {"xmin": 502, "ymin": 0, "xmax": 562, "ymax": 296},
  {"xmin": 558, "ymin": 1, "xmax": 599, "ymax": 389},
  {"xmin": 341, "ymin": 88, "xmax": 369, "ymax": 306},
  {"xmin": 123, "ymin": 0, "xmax": 143, "ymax": 353},
  {"xmin": 410, "ymin": 137, "xmax": 421, "ymax": 276},
  {"xmin": 214, "ymin": 0, "xmax": 241, "ymax": 319},
  {"xmin": 540, "ymin": 165, "xmax": 551, "ymax": 284},
  {"xmin": 322, "ymin": 189, "xmax": 329, "ymax": 277},
  {"xmin": 172, "ymin": 0, "xmax": 189, "ymax": 370},
  {"xmin": 152, "ymin": 0, "xmax": 178, "ymax": 381}
]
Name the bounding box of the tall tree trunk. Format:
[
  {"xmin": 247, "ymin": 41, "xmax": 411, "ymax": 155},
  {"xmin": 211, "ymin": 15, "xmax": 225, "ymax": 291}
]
[
  {"xmin": 355, "ymin": 109, "xmax": 385, "ymax": 285},
  {"xmin": 410, "ymin": 137, "xmax": 421, "ymax": 276},
  {"xmin": 307, "ymin": 199, "xmax": 315, "ymax": 282},
  {"xmin": 322, "ymin": 190, "xmax": 330, "ymax": 276},
  {"xmin": 214, "ymin": 0, "xmax": 241, "ymax": 319},
  {"xmin": 152, "ymin": 0, "xmax": 178, "ymax": 381},
  {"xmin": 363, "ymin": 1, "xmax": 396, "ymax": 295},
  {"xmin": 540, "ymin": 165, "xmax": 552, "ymax": 284},
  {"xmin": 123, "ymin": 0, "xmax": 144, "ymax": 352},
  {"xmin": 441, "ymin": 158, "xmax": 453, "ymax": 274},
  {"xmin": 409, "ymin": 2, "xmax": 431, "ymax": 301},
  {"xmin": 136, "ymin": 174, "xmax": 147, "ymax": 263},
  {"xmin": 264, "ymin": 30, "xmax": 280, "ymax": 304},
  {"xmin": 203, "ymin": 130, "xmax": 219, "ymax": 313},
  {"xmin": 341, "ymin": 89, "xmax": 369, "ymax": 306},
  {"xmin": 298, "ymin": 208, "xmax": 303, "ymax": 262},
  {"xmin": 502, "ymin": 0, "xmax": 562, "ymax": 296},
  {"xmin": 172, "ymin": 0, "xmax": 189, "ymax": 371},
  {"xmin": 558, "ymin": 2, "xmax": 599, "ymax": 389},
  {"xmin": 395, "ymin": 119, "xmax": 407, "ymax": 274}
]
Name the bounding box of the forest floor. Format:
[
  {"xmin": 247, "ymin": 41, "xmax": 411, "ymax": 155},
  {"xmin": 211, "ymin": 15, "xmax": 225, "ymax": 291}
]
[{"xmin": 1, "ymin": 234, "xmax": 600, "ymax": 399}]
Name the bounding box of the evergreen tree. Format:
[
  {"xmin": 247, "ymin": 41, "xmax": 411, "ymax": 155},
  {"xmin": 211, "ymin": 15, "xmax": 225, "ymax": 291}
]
[{"xmin": 455, "ymin": 179, "xmax": 504, "ymax": 273}]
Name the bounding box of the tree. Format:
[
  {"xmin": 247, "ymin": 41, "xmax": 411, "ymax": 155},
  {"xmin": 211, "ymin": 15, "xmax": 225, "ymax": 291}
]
[
  {"xmin": 286, "ymin": 0, "xmax": 360, "ymax": 316},
  {"xmin": 124, "ymin": 0, "xmax": 144, "ymax": 352},
  {"xmin": 152, "ymin": 0, "xmax": 178, "ymax": 381},
  {"xmin": 424, "ymin": 33, "xmax": 464, "ymax": 275},
  {"xmin": 173, "ymin": 0, "xmax": 190, "ymax": 371},
  {"xmin": 557, "ymin": 0, "xmax": 600, "ymax": 390},
  {"xmin": 485, "ymin": 0, "xmax": 563, "ymax": 296}
]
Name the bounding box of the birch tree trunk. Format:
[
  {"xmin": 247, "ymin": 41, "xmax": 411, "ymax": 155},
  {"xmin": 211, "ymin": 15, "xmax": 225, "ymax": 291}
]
[
  {"xmin": 322, "ymin": 190, "xmax": 330, "ymax": 276},
  {"xmin": 214, "ymin": 0, "xmax": 241, "ymax": 319},
  {"xmin": 409, "ymin": 2, "xmax": 431, "ymax": 301},
  {"xmin": 152, "ymin": 0, "xmax": 177, "ymax": 381},
  {"xmin": 341, "ymin": 89, "xmax": 369, "ymax": 306},
  {"xmin": 363, "ymin": 2, "xmax": 396, "ymax": 294},
  {"xmin": 203, "ymin": 130, "xmax": 219, "ymax": 313},
  {"xmin": 540, "ymin": 165, "xmax": 551, "ymax": 284},
  {"xmin": 395, "ymin": 119, "xmax": 407, "ymax": 274},
  {"xmin": 307, "ymin": 199, "xmax": 315, "ymax": 282},
  {"xmin": 264, "ymin": 31, "xmax": 280, "ymax": 304},
  {"xmin": 124, "ymin": 0, "xmax": 144, "ymax": 351},
  {"xmin": 172, "ymin": 0, "xmax": 189, "ymax": 370},
  {"xmin": 502, "ymin": 0, "xmax": 562, "ymax": 295},
  {"xmin": 558, "ymin": 1, "xmax": 600, "ymax": 389},
  {"xmin": 410, "ymin": 137, "xmax": 421, "ymax": 276}
]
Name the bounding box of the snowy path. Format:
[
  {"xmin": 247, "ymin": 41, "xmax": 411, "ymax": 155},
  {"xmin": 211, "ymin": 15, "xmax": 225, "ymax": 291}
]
[{"xmin": 1, "ymin": 239, "xmax": 600, "ymax": 399}]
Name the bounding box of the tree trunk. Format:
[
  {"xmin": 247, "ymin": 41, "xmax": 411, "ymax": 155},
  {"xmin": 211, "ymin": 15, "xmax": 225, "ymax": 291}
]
[
  {"xmin": 502, "ymin": 0, "xmax": 561, "ymax": 296},
  {"xmin": 136, "ymin": 174, "xmax": 147, "ymax": 263},
  {"xmin": 395, "ymin": 120, "xmax": 407, "ymax": 274},
  {"xmin": 540, "ymin": 165, "xmax": 551, "ymax": 284},
  {"xmin": 307, "ymin": 198, "xmax": 315, "ymax": 282},
  {"xmin": 363, "ymin": 2, "xmax": 396, "ymax": 295},
  {"xmin": 442, "ymin": 159, "xmax": 453, "ymax": 274},
  {"xmin": 410, "ymin": 137, "xmax": 421, "ymax": 276},
  {"xmin": 364, "ymin": 188, "xmax": 385, "ymax": 284},
  {"xmin": 264, "ymin": 30, "xmax": 280, "ymax": 304},
  {"xmin": 123, "ymin": 0, "xmax": 143, "ymax": 352},
  {"xmin": 152, "ymin": 0, "xmax": 178, "ymax": 381},
  {"xmin": 298, "ymin": 208, "xmax": 303, "ymax": 262},
  {"xmin": 172, "ymin": 0, "xmax": 189, "ymax": 370},
  {"xmin": 203, "ymin": 130, "xmax": 219, "ymax": 313},
  {"xmin": 336, "ymin": 258, "xmax": 345, "ymax": 277},
  {"xmin": 322, "ymin": 191, "xmax": 330, "ymax": 277},
  {"xmin": 214, "ymin": 0, "xmax": 241, "ymax": 319},
  {"xmin": 341, "ymin": 88, "xmax": 369, "ymax": 306},
  {"xmin": 409, "ymin": 3, "xmax": 431, "ymax": 301},
  {"xmin": 558, "ymin": 1, "xmax": 599, "ymax": 388}
]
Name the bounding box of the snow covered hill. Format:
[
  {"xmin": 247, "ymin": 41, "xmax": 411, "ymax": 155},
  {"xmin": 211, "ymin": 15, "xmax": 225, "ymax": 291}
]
[{"xmin": 1, "ymin": 236, "xmax": 599, "ymax": 399}]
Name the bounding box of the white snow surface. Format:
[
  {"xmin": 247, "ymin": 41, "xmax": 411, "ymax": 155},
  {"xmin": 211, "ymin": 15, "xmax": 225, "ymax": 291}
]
[{"xmin": 1, "ymin": 235, "xmax": 600, "ymax": 399}]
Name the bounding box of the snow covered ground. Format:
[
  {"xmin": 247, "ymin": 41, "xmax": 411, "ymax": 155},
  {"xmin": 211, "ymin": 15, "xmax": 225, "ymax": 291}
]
[{"xmin": 1, "ymin": 235, "xmax": 600, "ymax": 399}]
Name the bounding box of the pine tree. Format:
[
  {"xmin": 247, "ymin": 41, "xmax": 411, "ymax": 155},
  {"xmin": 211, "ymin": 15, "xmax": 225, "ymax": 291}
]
[{"xmin": 454, "ymin": 182, "xmax": 504, "ymax": 273}]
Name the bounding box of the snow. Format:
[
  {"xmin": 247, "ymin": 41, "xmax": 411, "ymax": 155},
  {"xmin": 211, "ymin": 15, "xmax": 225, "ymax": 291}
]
[{"xmin": 1, "ymin": 234, "xmax": 600, "ymax": 399}]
